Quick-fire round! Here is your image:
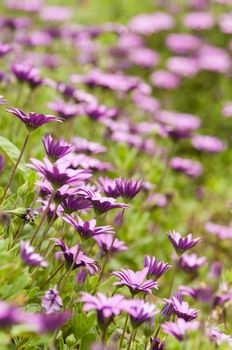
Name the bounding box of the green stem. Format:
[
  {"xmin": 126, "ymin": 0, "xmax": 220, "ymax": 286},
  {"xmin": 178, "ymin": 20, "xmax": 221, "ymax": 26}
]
[
  {"xmin": 0, "ymin": 132, "xmax": 30, "ymax": 206},
  {"xmin": 59, "ymin": 245, "xmax": 80, "ymax": 293},
  {"xmin": 40, "ymin": 262, "xmax": 65, "ymax": 288},
  {"xmin": 94, "ymin": 208, "xmax": 125, "ymax": 293},
  {"xmin": 127, "ymin": 329, "xmax": 135, "ymax": 350},
  {"xmin": 120, "ymin": 313, "xmax": 129, "ymax": 348},
  {"xmin": 34, "ymin": 203, "xmax": 58, "ymax": 252},
  {"xmin": 167, "ymin": 261, "xmax": 177, "ymax": 297},
  {"xmin": 30, "ymin": 190, "xmax": 56, "ymax": 245}
]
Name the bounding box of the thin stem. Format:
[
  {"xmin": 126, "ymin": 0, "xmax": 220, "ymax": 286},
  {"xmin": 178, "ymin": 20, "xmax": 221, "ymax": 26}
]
[
  {"xmin": 94, "ymin": 208, "xmax": 125, "ymax": 293},
  {"xmin": 59, "ymin": 245, "xmax": 80, "ymax": 293},
  {"xmin": 30, "ymin": 190, "xmax": 56, "ymax": 245},
  {"xmin": 34, "ymin": 203, "xmax": 58, "ymax": 252},
  {"xmin": 120, "ymin": 313, "xmax": 129, "ymax": 348},
  {"xmin": 144, "ymin": 338, "xmax": 148, "ymax": 350},
  {"xmin": 0, "ymin": 133, "xmax": 30, "ymax": 206},
  {"xmin": 167, "ymin": 261, "xmax": 177, "ymax": 298},
  {"xmin": 40, "ymin": 262, "xmax": 65, "ymax": 289},
  {"xmin": 127, "ymin": 329, "xmax": 135, "ymax": 350},
  {"xmin": 10, "ymin": 223, "xmax": 24, "ymax": 248}
]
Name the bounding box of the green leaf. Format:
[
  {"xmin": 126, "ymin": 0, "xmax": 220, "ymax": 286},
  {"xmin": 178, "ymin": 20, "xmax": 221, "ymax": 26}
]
[
  {"xmin": 0, "ymin": 136, "xmax": 26, "ymax": 172},
  {"xmin": 80, "ymin": 332, "xmax": 96, "ymax": 350},
  {"xmin": 72, "ymin": 313, "xmax": 96, "ymax": 341}
]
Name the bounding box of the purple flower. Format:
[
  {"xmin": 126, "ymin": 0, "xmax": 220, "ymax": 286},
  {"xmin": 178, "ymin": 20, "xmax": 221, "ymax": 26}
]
[
  {"xmin": 205, "ymin": 221, "xmax": 232, "ymax": 239},
  {"xmin": 170, "ymin": 157, "xmax": 203, "ymax": 178},
  {"xmin": 78, "ymin": 188, "xmax": 128, "ymax": 215},
  {"xmin": 20, "ymin": 240, "xmax": 48, "ymax": 267},
  {"xmin": 127, "ymin": 300, "xmax": 158, "ymax": 327},
  {"xmin": 150, "ymin": 70, "xmax": 180, "ymax": 90},
  {"xmin": 52, "ymin": 238, "xmax": 98, "ymax": 274},
  {"xmin": 150, "ymin": 337, "xmax": 166, "ymax": 350},
  {"xmin": 62, "ymin": 215, "xmax": 114, "ymax": 238},
  {"xmin": 144, "ymin": 256, "xmax": 171, "ymax": 280},
  {"xmin": 7, "ymin": 108, "xmax": 61, "ymax": 131},
  {"xmin": 172, "ymin": 298, "xmax": 198, "ymax": 321},
  {"xmin": 11, "ymin": 64, "xmax": 43, "ymax": 89},
  {"xmin": 42, "ymin": 134, "xmax": 73, "ymax": 161},
  {"xmin": 94, "ymin": 234, "xmax": 127, "ymax": 255},
  {"xmin": 112, "ymin": 267, "xmax": 158, "ymax": 295},
  {"xmin": 178, "ymin": 253, "xmax": 206, "ymax": 271},
  {"xmin": 48, "ymin": 100, "xmax": 83, "ymax": 120},
  {"xmin": 61, "ymin": 194, "xmax": 92, "ymax": 214},
  {"xmin": 129, "ymin": 12, "xmax": 174, "ymax": 35},
  {"xmin": 155, "ymin": 110, "xmax": 201, "ymax": 139},
  {"xmin": 178, "ymin": 286, "xmax": 214, "ymax": 303},
  {"xmin": 183, "ymin": 12, "xmax": 214, "ymax": 30},
  {"xmin": 162, "ymin": 318, "xmax": 199, "ymax": 341},
  {"xmin": 167, "ymin": 231, "xmax": 201, "ymax": 254},
  {"xmin": 165, "ymin": 33, "xmax": 201, "ymax": 54},
  {"xmin": 30, "ymin": 311, "xmax": 72, "ymax": 333},
  {"xmin": 98, "ymin": 177, "xmax": 119, "ymax": 198},
  {"xmin": 0, "ymin": 301, "xmax": 24, "ymax": 327},
  {"xmin": 0, "ymin": 96, "xmax": 7, "ymax": 105},
  {"xmin": 115, "ymin": 178, "xmax": 143, "ymax": 200},
  {"xmin": 161, "ymin": 292, "xmax": 183, "ymax": 320},
  {"xmin": 72, "ymin": 137, "xmax": 106, "ymax": 154},
  {"xmin": 191, "ymin": 135, "xmax": 226, "ymax": 153},
  {"xmin": 41, "ymin": 286, "xmax": 63, "ymax": 314},
  {"xmin": 80, "ymin": 292, "xmax": 125, "ymax": 328},
  {"xmin": 85, "ymin": 103, "xmax": 118, "ymax": 121},
  {"xmin": 29, "ymin": 158, "xmax": 92, "ymax": 187}
]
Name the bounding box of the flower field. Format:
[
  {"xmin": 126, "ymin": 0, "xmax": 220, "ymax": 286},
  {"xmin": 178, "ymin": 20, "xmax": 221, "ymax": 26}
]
[{"xmin": 1, "ymin": 0, "xmax": 232, "ymax": 349}]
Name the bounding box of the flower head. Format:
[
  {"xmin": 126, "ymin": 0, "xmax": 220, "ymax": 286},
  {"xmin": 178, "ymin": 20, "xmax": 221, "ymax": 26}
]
[
  {"xmin": 80, "ymin": 292, "xmax": 125, "ymax": 328},
  {"xmin": 144, "ymin": 256, "xmax": 171, "ymax": 280},
  {"xmin": 161, "ymin": 292, "xmax": 183, "ymax": 320},
  {"xmin": 94, "ymin": 234, "xmax": 127, "ymax": 255},
  {"xmin": 52, "ymin": 238, "xmax": 98, "ymax": 274},
  {"xmin": 115, "ymin": 178, "xmax": 143, "ymax": 200},
  {"xmin": 41, "ymin": 286, "xmax": 63, "ymax": 314},
  {"xmin": 162, "ymin": 318, "xmax": 199, "ymax": 341},
  {"xmin": 78, "ymin": 188, "xmax": 128, "ymax": 215},
  {"xmin": 178, "ymin": 253, "xmax": 206, "ymax": 271},
  {"xmin": 20, "ymin": 240, "xmax": 48, "ymax": 267},
  {"xmin": 29, "ymin": 158, "xmax": 92, "ymax": 187},
  {"xmin": 167, "ymin": 231, "xmax": 201, "ymax": 254},
  {"xmin": 112, "ymin": 267, "xmax": 158, "ymax": 295},
  {"xmin": 7, "ymin": 108, "xmax": 61, "ymax": 131},
  {"xmin": 172, "ymin": 298, "xmax": 198, "ymax": 321},
  {"xmin": 62, "ymin": 215, "xmax": 114, "ymax": 238},
  {"xmin": 127, "ymin": 299, "xmax": 158, "ymax": 327},
  {"xmin": 42, "ymin": 134, "xmax": 73, "ymax": 161},
  {"xmin": 61, "ymin": 194, "xmax": 92, "ymax": 214},
  {"xmin": 191, "ymin": 135, "xmax": 226, "ymax": 153}
]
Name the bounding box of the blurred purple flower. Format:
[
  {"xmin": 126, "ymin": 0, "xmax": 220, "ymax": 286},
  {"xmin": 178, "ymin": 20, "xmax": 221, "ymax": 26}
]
[
  {"xmin": 94, "ymin": 234, "xmax": 127, "ymax": 255},
  {"xmin": 172, "ymin": 298, "xmax": 198, "ymax": 321},
  {"xmin": 170, "ymin": 157, "xmax": 203, "ymax": 178},
  {"xmin": 178, "ymin": 253, "xmax": 206, "ymax": 271},
  {"xmin": 29, "ymin": 158, "xmax": 91, "ymax": 187},
  {"xmin": 191, "ymin": 135, "xmax": 226, "ymax": 153},
  {"xmin": 150, "ymin": 70, "xmax": 180, "ymax": 90},
  {"xmin": 127, "ymin": 299, "xmax": 158, "ymax": 327},
  {"xmin": 205, "ymin": 222, "xmax": 232, "ymax": 239},
  {"xmin": 72, "ymin": 137, "xmax": 106, "ymax": 154},
  {"xmin": 20, "ymin": 240, "xmax": 48, "ymax": 267},
  {"xmin": 162, "ymin": 318, "xmax": 199, "ymax": 341},
  {"xmin": 80, "ymin": 292, "xmax": 125, "ymax": 328}
]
